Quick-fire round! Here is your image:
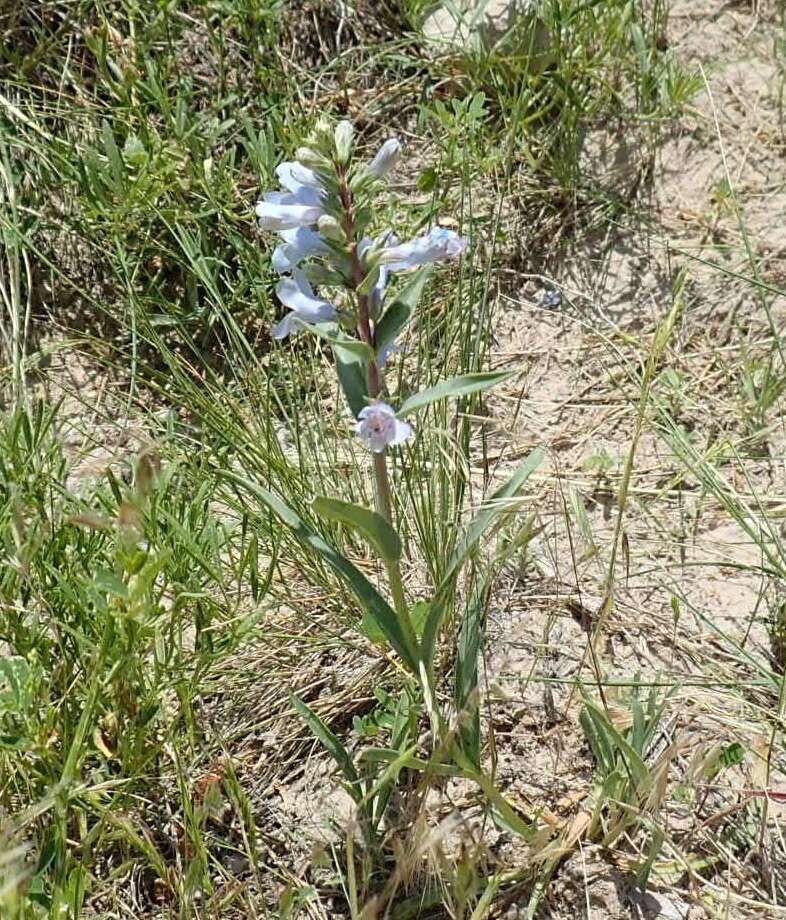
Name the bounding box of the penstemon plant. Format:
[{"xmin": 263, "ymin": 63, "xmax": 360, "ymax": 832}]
[{"xmin": 225, "ymin": 119, "xmax": 543, "ymax": 902}]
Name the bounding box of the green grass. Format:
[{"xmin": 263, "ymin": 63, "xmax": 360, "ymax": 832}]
[{"xmin": 8, "ymin": 0, "xmax": 785, "ymax": 918}]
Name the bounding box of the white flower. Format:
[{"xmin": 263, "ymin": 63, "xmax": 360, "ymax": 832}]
[
  {"xmin": 273, "ymin": 269, "xmax": 337, "ymax": 339},
  {"xmin": 367, "ymin": 138, "xmax": 402, "ymax": 179},
  {"xmin": 275, "ymin": 161, "xmax": 323, "ymax": 192},
  {"xmin": 380, "ymin": 227, "xmax": 468, "ymax": 272},
  {"xmin": 272, "ymin": 227, "xmax": 328, "ymax": 273},
  {"xmin": 256, "ymin": 165, "xmax": 326, "ymax": 231},
  {"xmin": 356, "ymin": 402, "xmax": 412, "ymax": 453}
]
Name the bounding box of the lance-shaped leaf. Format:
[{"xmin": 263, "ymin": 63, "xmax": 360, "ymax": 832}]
[
  {"xmin": 304, "ymin": 323, "xmax": 374, "ymax": 362},
  {"xmin": 312, "ymin": 496, "xmax": 402, "ymax": 562},
  {"xmin": 334, "ymin": 344, "xmax": 368, "ymax": 416},
  {"xmin": 220, "ymin": 471, "xmax": 419, "ymax": 673},
  {"xmin": 291, "ymin": 694, "xmax": 362, "ymax": 800},
  {"xmin": 398, "ymin": 370, "xmax": 513, "ymax": 416},
  {"xmin": 375, "ymin": 267, "xmax": 430, "ymax": 352}
]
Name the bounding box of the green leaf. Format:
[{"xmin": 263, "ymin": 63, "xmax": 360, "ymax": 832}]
[
  {"xmin": 417, "ymin": 167, "xmax": 438, "ymax": 193},
  {"xmin": 375, "ymin": 268, "xmax": 430, "ymax": 350},
  {"xmin": 719, "ymin": 741, "xmax": 746, "ymax": 768},
  {"xmin": 93, "ymin": 569, "xmax": 128, "ymax": 599},
  {"xmin": 582, "ymin": 701, "xmax": 650, "ymax": 787},
  {"xmin": 398, "ymin": 371, "xmax": 514, "ymax": 416},
  {"xmin": 290, "ymin": 694, "xmax": 362, "ymax": 799},
  {"xmin": 122, "ymin": 133, "xmax": 148, "ymax": 167},
  {"xmin": 0, "ymin": 657, "xmax": 31, "ymax": 715},
  {"xmin": 219, "ymin": 471, "xmax": 419, "ymax": 673},
  {"xmin": 420, "ymin": 596, "xmax": 448, "ymax": 676},
  {"xmin": 304, "ymin": 323, "xmax": 373, "ymax": 362},
  {"xmin": 361, "ymin": 600, "xmax": 428, "ymax": 647},
  {"xmin": 334, "ymin": 345, "xmax": 368, "ymax": 416},
  {"xmin": 313, "ymin": 496, "xmax": 401, "ymax": 562},
  {"xmin": 455, "ymin": 587, "xmax": 485, "ymax": 770},
  {"xmin": 101, "ymin": 120, "xmax": 124, "ymax": 188},
  {"xmin": 454, "ymin": 757, "xmax": 534, "ymax": 840},
  {"xmin": 359, "ymin": 747, "xmax": 460, "ymax": 776}
]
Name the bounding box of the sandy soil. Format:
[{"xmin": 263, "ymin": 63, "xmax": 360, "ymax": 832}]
[{"xmin": 480, "ymin": 1, "xmax": 786, "ymax": 915}]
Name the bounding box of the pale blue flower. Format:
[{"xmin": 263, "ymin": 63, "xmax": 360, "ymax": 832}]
[
  {"xmin": 370, "ymin": 263, "xmax": 390, "ymax": 313},
  {"xmin": 273, "ymin": 269, "xmax": 337, "ymax": 339},
  {"xmin": 256, "ymin": 165, "xmax": 326, "ymax": 231},
  {"xmin": 256, "ymin": 193, "xmax": 324, "ymax": 231},
  {"xmin": 275, "ymin": 161, "xmax": 323, "ymax": 192},
  {"xmin": 380, "ymin": 227, "xmax": 468, "ymax": 272},
  {"xmin": 367, "ymin": 139, "xmax": 402, "ymax": 179},
  {"xmin": 272, "ymin": 227, "xmax": 328, "ymax": 273},
  {"xmin": 359, "ymin": 234, "xmax": 396, "ymax": 313},
  {"xmin": 356, "ymin": 402, "xmax": 412, "ymax": 453}
]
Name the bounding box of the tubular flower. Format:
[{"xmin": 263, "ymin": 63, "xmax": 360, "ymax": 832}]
[
  {"xmin": 273, "ymin": 269, "xmax": 337, "ymax": 339},
  {"xmin": 256, "ymin": 162, "xmax": 326, "ymax": 231},
  {"xmin": 380, "ymin": 227, "xmax": 467, "ymax": 272},
  {"xmin": 272, "ymin": 227, "xmax": 328, "ymax": 274},
  {"xmin": 355, "ymin": 402, "xmax": 412, "ymax": 453}
]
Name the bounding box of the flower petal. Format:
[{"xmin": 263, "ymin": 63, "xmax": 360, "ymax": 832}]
[
  {"xmin": 380, "ymin": 227, "xmax": 468, "ymax": 272},
  {"xmin": 390, "ymin": 419, "xmax": 413, "ymax": 446},
  {"xmin": 256, "ymin": 200, "xmax": 324, "ymax": 231},
  {"xmin": 276, "ymin": 269, "xmax": 337, "ymax": 323},
  {"xmin": 272, "ymin": 313, "xmax": 302, "ymax": 340},
  {"xmin": 276, "ymin": 161, "xmax": 324, "ymax": 193},
  {"xmin": 271, "ymin": 227, "xmax": 328, "ymax": 273},
  {"xmin": 354, "ymin": 402, "xmax": 410, "ymax": 452}
]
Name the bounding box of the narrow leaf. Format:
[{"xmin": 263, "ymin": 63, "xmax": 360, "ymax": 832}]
[
  {"xmin": 313, "ymin": 496, "xmax": 401, "ymax": 562},
  {"xmin": 398, "ymin": 371, "xmax": 513, "ymax": 416},
  {"xmin": 375, "ymin": 267, "xmax": 430, "ymax": 350},
  {"xmin": 455, "ymin": 587, "xmax": 485, "ymax": 770},
  {"xmin": 290, "ymin": 694, "xmax": 362, "ymax": 798},
  {"xmin": 219, "ymin": 471, "xmax": 419, "ymax": 673},
  {"xmin": 334, "ymin": 345, "xmax": 368, "ymax": 416}
]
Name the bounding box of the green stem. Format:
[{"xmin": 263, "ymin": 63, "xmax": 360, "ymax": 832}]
[
  {"xmin": 336, "ymin": 165, "xmax": 417, "ymax": 653},
  {"xmin": 373, "ymin": 451, "xmax": 408, "ymax": 619}
]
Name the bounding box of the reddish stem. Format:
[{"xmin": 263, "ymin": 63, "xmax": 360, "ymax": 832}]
[{"xmin": 337, "ymin": 166, "xmax": 380, "ymax": 397}]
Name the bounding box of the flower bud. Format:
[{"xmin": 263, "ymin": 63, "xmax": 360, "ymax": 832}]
[
  {"xmin": 296, "ymin": 146, "xmax": 331, "ymax": 171},
  {"xmin": 367, "ymin": 138, "xmax": 401, "ymax": 179},
  {"xmin": 334, "ymin": 120, "xmax": 355, "ymax": 165},
  {"xmin": 317, "ymin": 214, "xmax": 346, "ymax": 242}
]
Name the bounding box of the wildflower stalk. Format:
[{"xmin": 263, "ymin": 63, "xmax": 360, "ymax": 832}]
[{"xmin": 338, "ymin": 165, "xmax": 415, "ymax": 648}]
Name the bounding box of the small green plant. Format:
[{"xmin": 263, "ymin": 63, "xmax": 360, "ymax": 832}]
[{"xmin": 579, "ymin": 681, "xmax": 676, "ymax": 884}]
